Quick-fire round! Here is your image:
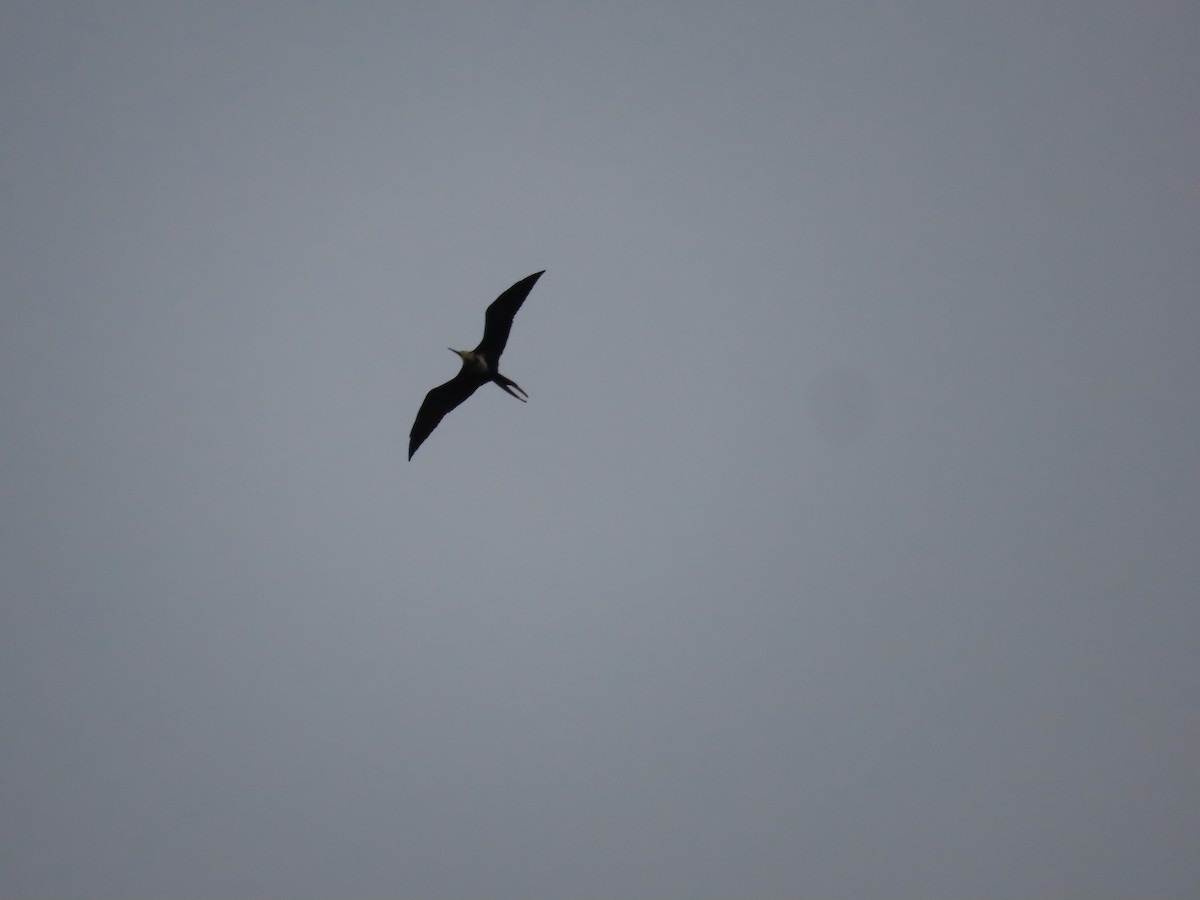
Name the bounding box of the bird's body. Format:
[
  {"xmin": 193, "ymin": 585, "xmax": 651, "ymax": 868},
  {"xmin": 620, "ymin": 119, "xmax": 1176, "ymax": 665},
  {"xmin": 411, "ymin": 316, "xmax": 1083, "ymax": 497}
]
[{"xmin": 408, "ymin": 271, "xmax": 544, "ymax": 459}]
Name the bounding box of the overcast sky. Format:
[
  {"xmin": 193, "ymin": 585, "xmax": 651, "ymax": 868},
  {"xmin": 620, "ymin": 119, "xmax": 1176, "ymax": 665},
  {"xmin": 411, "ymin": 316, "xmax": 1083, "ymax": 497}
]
[{"xmin": 3, "ymin": 2, "xmax": 1198, "ymax": 898}]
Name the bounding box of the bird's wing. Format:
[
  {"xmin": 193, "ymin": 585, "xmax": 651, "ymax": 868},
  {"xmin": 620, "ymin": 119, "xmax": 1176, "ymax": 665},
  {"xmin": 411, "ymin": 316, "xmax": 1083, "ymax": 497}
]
[
  {"xmin": 408, "ymin": 371, "xmax": 486, "ymax": 459},
  {"xmin": 473, "ymin": 270, "xmax": 545, "ymax": 361}
]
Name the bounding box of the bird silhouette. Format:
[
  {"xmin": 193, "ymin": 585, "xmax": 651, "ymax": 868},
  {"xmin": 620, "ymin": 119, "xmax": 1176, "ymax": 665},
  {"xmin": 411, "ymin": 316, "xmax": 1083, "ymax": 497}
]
[{"xmin": 408, "ymin": 271, "xmax": 545, "ymax": 459}]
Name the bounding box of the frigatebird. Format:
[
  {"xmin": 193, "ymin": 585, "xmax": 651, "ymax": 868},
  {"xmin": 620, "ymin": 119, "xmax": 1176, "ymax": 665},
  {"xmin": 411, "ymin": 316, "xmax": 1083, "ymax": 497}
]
[{"xmin": 408, "ymin": 270, "xmax": 545, "ymax": 459}]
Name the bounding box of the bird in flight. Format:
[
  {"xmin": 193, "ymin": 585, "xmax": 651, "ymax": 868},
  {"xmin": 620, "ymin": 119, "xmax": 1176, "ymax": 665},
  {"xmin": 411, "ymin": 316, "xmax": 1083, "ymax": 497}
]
[{"xmin": 408, "ymin": 271, "xmax": 545, "ymax": 459}]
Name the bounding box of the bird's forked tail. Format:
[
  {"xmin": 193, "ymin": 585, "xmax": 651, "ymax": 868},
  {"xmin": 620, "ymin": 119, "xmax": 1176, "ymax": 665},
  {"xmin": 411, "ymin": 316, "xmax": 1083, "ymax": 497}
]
[{"xmin": 495, "ymin": 373, "xmax": 528, "ymax": 402}]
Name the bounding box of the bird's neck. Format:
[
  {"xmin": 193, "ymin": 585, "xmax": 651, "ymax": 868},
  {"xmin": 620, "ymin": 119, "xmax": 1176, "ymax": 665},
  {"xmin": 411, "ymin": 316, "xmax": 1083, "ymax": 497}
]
[{"xmin": 460, "ymin": 351, "xmax": 488, "ymax": 372}]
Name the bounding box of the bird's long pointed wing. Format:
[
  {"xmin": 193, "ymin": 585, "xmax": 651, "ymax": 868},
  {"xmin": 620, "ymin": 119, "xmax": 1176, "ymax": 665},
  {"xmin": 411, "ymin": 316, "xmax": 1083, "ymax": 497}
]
[
  {"xmin": 473, "ymin": 270, "xmax": 544, "ymax": 361},
  {"xmin": 408, "ymin": 371, "xmax": 486, "ymax": 459}
]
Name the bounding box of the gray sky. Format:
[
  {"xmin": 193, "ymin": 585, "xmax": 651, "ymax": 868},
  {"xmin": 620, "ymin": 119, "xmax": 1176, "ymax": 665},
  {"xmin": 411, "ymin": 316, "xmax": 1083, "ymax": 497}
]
[{"xmin": 3, "ymin": 2, "xmax": 1198, "ymax": 897}]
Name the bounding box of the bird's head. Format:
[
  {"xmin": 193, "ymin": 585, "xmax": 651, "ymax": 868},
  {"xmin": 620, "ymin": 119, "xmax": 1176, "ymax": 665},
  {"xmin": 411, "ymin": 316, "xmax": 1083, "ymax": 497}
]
[{"xmin": 450, "ymin": 348, "xmax": 486, "ymax": 372}]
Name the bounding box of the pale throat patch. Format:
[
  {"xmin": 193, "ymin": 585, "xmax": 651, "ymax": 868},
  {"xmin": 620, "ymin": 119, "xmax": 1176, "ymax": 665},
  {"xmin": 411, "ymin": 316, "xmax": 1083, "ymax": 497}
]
[{"xmin": 460, "ymin": 351, "xmax": 488, "ymax": 372}]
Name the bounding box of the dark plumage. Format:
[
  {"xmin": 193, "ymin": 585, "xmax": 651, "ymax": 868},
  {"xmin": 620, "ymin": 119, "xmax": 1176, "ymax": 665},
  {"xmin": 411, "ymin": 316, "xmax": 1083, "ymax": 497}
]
[{"xmin": 408, "ymin": 271, "xmax": 544, "ymax": 459}]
